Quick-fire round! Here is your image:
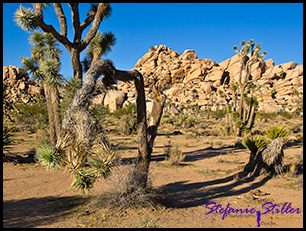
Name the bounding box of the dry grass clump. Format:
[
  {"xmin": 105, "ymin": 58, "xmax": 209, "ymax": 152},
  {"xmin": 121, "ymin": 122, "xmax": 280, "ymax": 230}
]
[
  {"xmin": 91, "ymin": 161, "xmax": 166, "ymax": 210},
  {"xmin": 164, "ymin": 140, "xmax": 185, "ymax": 165}
]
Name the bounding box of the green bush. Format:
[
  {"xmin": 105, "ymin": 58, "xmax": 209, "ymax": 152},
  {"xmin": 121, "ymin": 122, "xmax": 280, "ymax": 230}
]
[
  {"xmin": 112, "ymin": 102, "xmax": 137, "ymax": 135},
  {"xmin": 13, "ymin": 102, "xmax": 48, "ymax": 130},
  {"xmin": 91, "ymin": 104, "xmax": 110, "ymax": 123},
  {"xmin": 161, "ymin": 113, "xmax": 197, "ymax": 128}
]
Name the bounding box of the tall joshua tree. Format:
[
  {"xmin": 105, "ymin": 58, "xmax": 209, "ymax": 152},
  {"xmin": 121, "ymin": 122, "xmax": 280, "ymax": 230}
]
[
  {"xmin": 14, "ymin": 3, "xmax": 114, "ymax": 82},
  {"xmin": 231, "ymin": 39, "xmax": 267, "ymax": 136},
  {"xmin": 21, "ymin": 31, "xmax": 62, "ymax": 145}
]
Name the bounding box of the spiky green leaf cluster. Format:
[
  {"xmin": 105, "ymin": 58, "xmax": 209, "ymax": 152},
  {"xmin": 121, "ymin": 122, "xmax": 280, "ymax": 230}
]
[
  {"xmin": 88, "ymin": 157, "xmax": 112, "ymax": 179},
  {"xmin": 36, "ymin": 138, "xmax": 62, "ymax": 170},
  {"xmin": 21, "ymin": 31, "xmax": 62, "ymax": 88},
  {"xmin": 14, "ymin": 5, "xmax": 38, "ymax": 32},
  {"xmin": 267, "ymin": 126, "xmax": 288, "ymax": 140},
  {"xmin": 70, "ymin": 170, "xmax": 96, "ymax": 192},
  {"xmin": 40, "ymin": 58, "xmax": 63, "ymax": 88},
  {"xmin": 242, "ymin": 136, "xmax": 267, "ymax": 155},
  {"xmin": 82, "ymin": 31, "xmax": 117, "ymax": 72}
]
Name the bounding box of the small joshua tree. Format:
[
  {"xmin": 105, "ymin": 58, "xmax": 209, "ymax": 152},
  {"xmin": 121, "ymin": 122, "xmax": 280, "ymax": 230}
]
[
  {"xmin": 242, "ymin": 136, "xmax": 267, "ymax": 172},
  {"xmin": 242, "ymin": 126, "xmax": 288, "ymax": 177}
]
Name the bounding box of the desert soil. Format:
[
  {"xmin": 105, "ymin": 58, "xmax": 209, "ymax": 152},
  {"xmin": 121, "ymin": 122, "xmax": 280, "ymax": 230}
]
[{"xmin": 3, "ymin": 126, "xmax": 303, "ymax": 228}]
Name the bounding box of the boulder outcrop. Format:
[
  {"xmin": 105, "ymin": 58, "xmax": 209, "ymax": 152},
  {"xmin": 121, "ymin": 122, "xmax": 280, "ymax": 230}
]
[
  {"xmin": 3, "ymin": 65, "xmax": 44, "ymax": 105},
  {"xmin": 117, "ymin": 44, "xmax": 303, "ymax": 114},
  {"xmin": 3, "ymin": 44, "xmax": 303, "ymax": 115}
]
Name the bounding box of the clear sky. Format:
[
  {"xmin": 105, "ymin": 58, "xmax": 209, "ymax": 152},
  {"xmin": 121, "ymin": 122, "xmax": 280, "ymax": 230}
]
[{"xmin": 3, "ymin": 3, "xmax": 303, "ymax": 79}]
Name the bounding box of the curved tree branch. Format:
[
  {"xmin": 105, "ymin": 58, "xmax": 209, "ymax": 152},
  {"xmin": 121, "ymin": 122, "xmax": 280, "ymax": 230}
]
[
  {"xmin": 53, "ymin": 3, "xmax": 67, "ymax": 37},
  {"xmin": 68, "ymin": 3, "xmax": 82, "ymax": 43},
  {"xmin": 80, "ymin": 10, "xmax": 96, "ymax": 32},
  {"xmin": 34, "ymin": 3, "xmax": 72, "ymax": 51},
  {"xmin": 61, "ymin": 59, "xmax": 165, "ymax": 188},
  {"xmin": 79, "ymin": 3, "xmax": 111, "ymax": 51}
]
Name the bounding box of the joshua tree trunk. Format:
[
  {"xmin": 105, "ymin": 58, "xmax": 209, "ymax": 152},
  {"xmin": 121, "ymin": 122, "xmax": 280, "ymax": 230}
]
[
  {"xmin": 50, "ymin": 87, "xmax": 61, "ymax": 144},
  {"xmin": 60, "ymin": 60, "xmax": 165, "ymax": 188},
  {"xmin": 43, "ymin": 83, "xmax": 56, "ymax": 145},
  {"xmin": 43, "ymin": 83, "xmax": 61, "ymax": 146},
  {"xmin": 70, "ymin": 48, "xmax": 83, "ymax": 82}
]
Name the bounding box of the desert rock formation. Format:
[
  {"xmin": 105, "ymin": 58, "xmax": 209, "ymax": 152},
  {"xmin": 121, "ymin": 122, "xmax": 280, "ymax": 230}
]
[
  {"xmin": 116, "ymin": 45, "xmax": 303, "ymax": 113},
  {"xmin": 3, "ymin": 45, "xmax": 303, "ymax": 114}
]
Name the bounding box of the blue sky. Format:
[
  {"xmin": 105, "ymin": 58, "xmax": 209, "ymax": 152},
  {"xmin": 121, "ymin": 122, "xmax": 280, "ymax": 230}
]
[{"xmin": 3, "ymin": 3, "xmax": 303, "ymax": 79}]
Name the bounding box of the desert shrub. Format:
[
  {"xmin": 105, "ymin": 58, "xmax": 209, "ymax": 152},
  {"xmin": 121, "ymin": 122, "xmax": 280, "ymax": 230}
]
[
  {"xmin": 136, "ymin": 215, "xmax": 157, "ymax": 228},
  {"xmin": 112, "ymin": 101, "xmax": 136, "ymax": 118},
  {"xmin": 118, "ymin": 113, "xmax": 136, "ymax": 135},
  {"xmin": 91, "ymin": 104, "xmax": 109, "ymax": 123},
  {"xmin": 12, "ymin": 102, "xmax": 48, "ymax": 130},
  {"xmin": 3, "ymin": 127, "xmax": 12, "ymax": 146},
  {"xmin": 112, "ymin": 102, "xmax": 137, "ymax": 135},
  {"xmin": 92, "ymin": 161, "xmax": 165, "ymax": 210},
  {"xmin": 161, "ymin": 113, "xmax": 197, "ymax": 128},
  {"xmin": 164, "ymin": 140, "xmax": 185, "ymax": 165},
  {"xmin": 266, "ymin": 126, "xmax": 288, "ymax": 140}
]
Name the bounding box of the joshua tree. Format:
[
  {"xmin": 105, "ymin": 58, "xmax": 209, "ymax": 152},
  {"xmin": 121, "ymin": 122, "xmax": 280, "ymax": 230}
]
[
  {"xmin": 36, "ymin": 60, "xmax": 166, "ymax": 191},
  {"xmin": 14, "ymin": 3, "xmax": 115, "ymax": 82},
  {"xmin": 82, "ymin": 31, "xmax": 116, "ymax": 72},
  {"xmin": 21, "ymin": 31, "xmax": 62, "ymax": 145},
  {"xmin": 230, "ymin": 39, "xmax": 267, "ymax": 136}
]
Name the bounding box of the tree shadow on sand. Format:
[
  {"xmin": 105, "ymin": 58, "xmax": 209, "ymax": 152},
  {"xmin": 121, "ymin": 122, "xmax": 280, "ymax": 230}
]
[
  {"xmin": 161, "ymin": 172, "xmax": 272, "ymax": 209},
  {"xmin": 3, "ymin": 195, "xmax": 87, "ymax": 228}
]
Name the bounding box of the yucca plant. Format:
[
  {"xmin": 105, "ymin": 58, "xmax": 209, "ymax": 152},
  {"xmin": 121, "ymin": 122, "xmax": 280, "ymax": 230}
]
[
  {"xmin": 70, "ymin": 170, "xmax": 96, "ymax": 193},
  {"xmin": 89, "ymin": 137, "xmax": 120, "ymax": 179},
  {"xmin": 242, "ymin": 136, "xmax": 267, "ymax": 172},
  {"xmin": 53, "ymin": 129, "xmax": 119, "ymax": 193},
  {"xmin": 242, "ymin": 136, "xmax": 267, "ymax": 154},
  {"xmin": 36, "ymin": 137, "xmax": 63, "ymax": 170},
  {"xmin": 266, "ymin": 126, "xmax": 288, "ymax": 140}
]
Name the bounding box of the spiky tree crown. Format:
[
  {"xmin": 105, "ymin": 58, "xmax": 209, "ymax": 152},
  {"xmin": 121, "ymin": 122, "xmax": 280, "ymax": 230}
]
[{"xmin": 14, "ymin": 5, "xmax": 38, "ymax": 32}]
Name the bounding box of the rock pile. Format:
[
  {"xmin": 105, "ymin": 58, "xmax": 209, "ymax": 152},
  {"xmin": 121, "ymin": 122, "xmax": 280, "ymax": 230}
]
[
  {"xmin": 3, "ymin": 45, "xmax": 303, "ymax": 115},
  {"xmin": 3, "ymin": 65, "xmax": 44, "ymax": 105},
  {"xmin": 116, "ymin": 45, "xmax": 303, "ymax": 113},
  {"xmin": 3, "ymin": 65, "xmax": 45, "ymax": 123}
]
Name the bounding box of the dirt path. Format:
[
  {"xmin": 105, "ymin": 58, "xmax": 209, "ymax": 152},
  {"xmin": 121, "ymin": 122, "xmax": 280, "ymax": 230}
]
[{"xmin": 3, "ymin": 132, "xmax": 303, "ymax": 228}]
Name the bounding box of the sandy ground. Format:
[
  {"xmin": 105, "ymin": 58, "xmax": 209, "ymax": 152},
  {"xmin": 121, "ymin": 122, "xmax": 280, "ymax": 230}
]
[{"xmin": 3, "ymin": 129, "xmax": 303, "ymax": 228}]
